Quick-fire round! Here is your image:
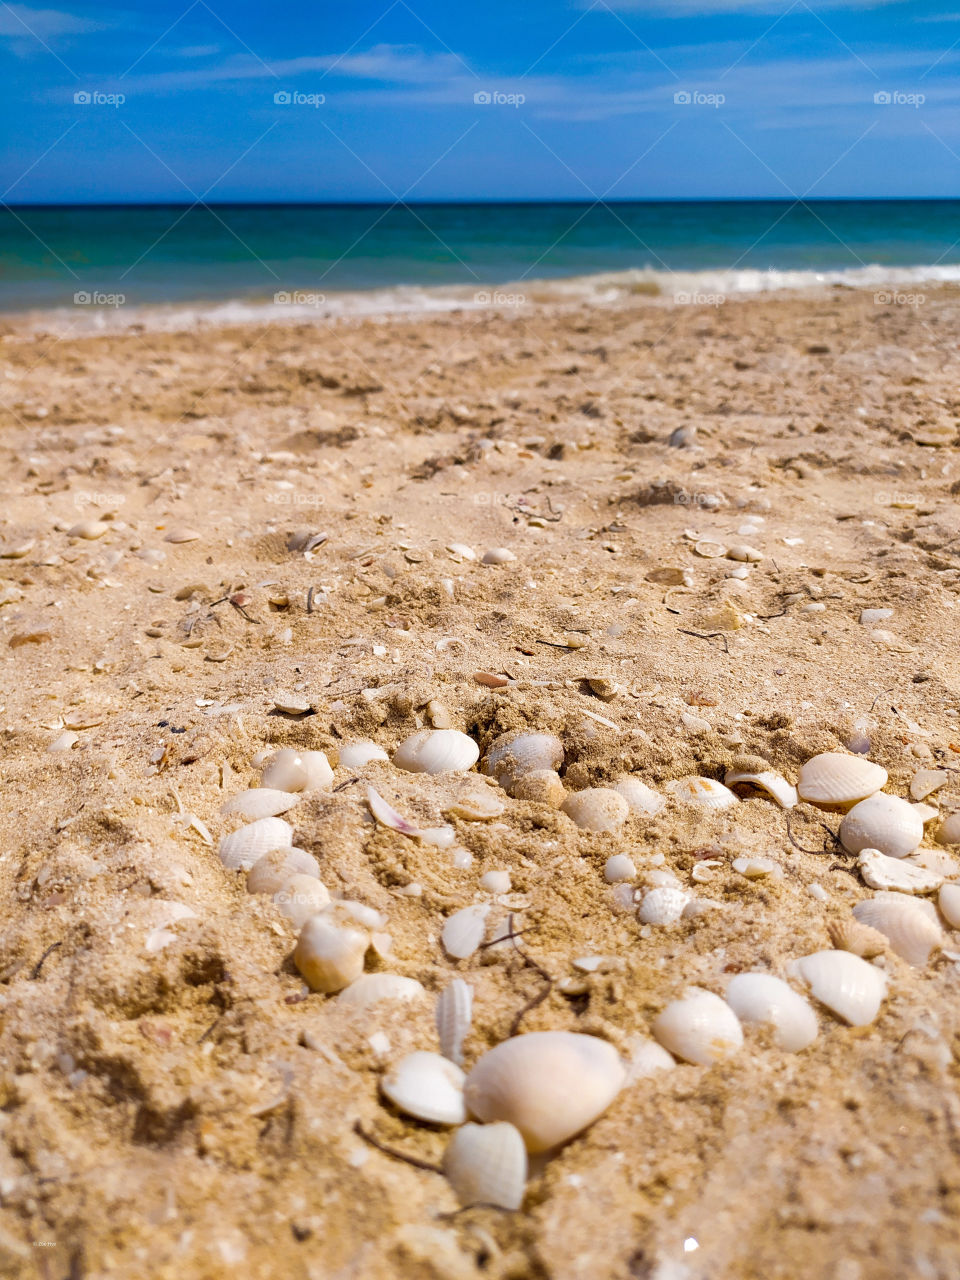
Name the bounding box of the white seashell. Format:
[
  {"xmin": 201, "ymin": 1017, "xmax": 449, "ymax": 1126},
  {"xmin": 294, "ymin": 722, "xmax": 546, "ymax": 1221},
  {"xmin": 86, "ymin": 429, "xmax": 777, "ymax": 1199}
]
[
  {"xmin": 937, "ymin": 813, "xmax": 960, "ymax": 846},
  {"xmin": 645, "ymin": 868, "xmax": 681, "ymax": 888},
  {"xmin": 444, "ymin": 788, "xmax": 505, "ymax": 821},
  {"xmin": 604, "ymin": 854, "xmax": 636, "ymax": 883},
  {"xmin": 382, "ymin": 1051, "xmax": 466, "ymax": 1125},
  {"xmin": 271, "ymin": 690, "xmax": 312, "ymax": 715},
  {"xmin": 420, "ymin": 826, "xmax": 456, "ymax": 849},
  {"xmin": 273, "ymin": 875, "xmax": 331, "ymax": 928},
  {"xmin": 464, "ymin": 1032, "xmax": 625, "ymax": 1153},
  {"xmin": 337, "ymin": 973, "xmax": 425, "ymax": 1008},
  {"xmin": 860, "ymin": 608, "xmax": 893, "ymax": 626},
  {"xmin": 852, "ymin": 896, "xmax": 943, "ymax": 966},
  {"xmin": 510, "ymin": 769, "xmax": 565, "ymax": 806},
  {"xmin": 913, "ymin": 802, "xmax": 940, "ymax": 825},
  {"xmin": 939, "ymin": 882, "xmax": 960, "ymax": 929},
  {"xmin": 484, "ymin": 731, "xmax": 564, "ymax": 792},
  {"xmin": 612, "ymin": 776, "xmax": 666, "ymax": 816},
  {"xmin": 338, "ymin": 739, "xmax": 389, "ymax": 769},
  {"xmin": 732, "ymin": 856, "xmax": 782, "ymax": 879},
  {"xmin": 561, "ymin": 788, "xmax": 629, "ymax": 833},
  {"xmin": 724, "ymin": 770, "xmax": 797, "ymax": 808},
  {"xmin": 220, "ymin": 788, "xmax": 301, "ymax": 820},
  {"xmin": 163, "ymin": 527, "xmax": 200, "ymax": 543},
  {"xmin": 68, "ymin": 519, "xmax": 109, "ymax": 540},
  {"xmin": 858, "ymin": 848, "xmax": 941, "ymax": 894},
  {"xmin": 294, "ymin": 912, "xmax": 370, "ymax": 993},
  {"xmin": 330, "ymin": 900, "xmax": 387, "ymax": 931},
  {"xmin": 480, "ymin": 870, "xmax": 511, "ymax": 894},
  {"xmin": 451, "ymin": 847, "xmax": 474, "ymax": 870},
  {"xmin": 143, "ymin": 901, "xmax": 198, "ymax": 953},
  {"xmin": 481, "ymin": 547, "xmax": 516, "ymax": 564},
  {"xmin": 47, "ymin": 730, "xmax": 78, "ymax": 752},
  {"xmin": 260, "ymin": 748, "xmax": 308, "ymax": 792},
  {"xmin": 624, "ymin": 1037, "xmax": 675, "ymax": 1082},
  {"xmin": 637, "ymin": 886, "xmax": 689, "ymax": 925},
  {"xmin": 840, "ymin": 792, "xmax": 923, "ymax": 858},
  {"xmin": 911, "ymin": 769, "xmax": 949, "ymax": 801},
  {"xmin": 726, "ymin": 543, "xmax": 762, "ymax": 562},
  {"xmin": 393, "ymin": 729, "xmax": 479, "ymax": 775},
  {"xmin": 437, "ymin": 978, "xmax": 473, "ymax": 1065},
  {"xmin": 797, "ymin": 752, "xmax": 887, "ymax": 809},
  {"xmin": 442, "ymin": 904, "xmax": 490, "ymax": 959},
  {"xmin": 446, "ymin": 542, "xmax": 476, "ymax": 561},
  {"xmin": 444, "ymin": 1122, "xmax": 527, "ymax": 1210},
  {"xmin": 246, "ymin": 847, "xmax": 319, "ymax": 894},
  {"xmin": 301, "ymin": 751, "xmax": 334, "ymax": 790},
  {"xmin": 219, "ymin": 817, "xmax": 293, "ymax": 871},
  {"xmin": 666, "ymin": 777, "xmax": 738, "ymax": 809},
  {"xmin": 652, "ymin": 989, "xmax": 743, "ymax": 1065},
  {"xmin": 693, "ymin": 540, "xmax": 725, "ymax": 558},
  {"xmin": 366, "ymin": 786, "xmax": 422, "ymax": 837},
  {"xmin": 905, "ymin": 848, "xmax": 960, "ymax": 879},
  {"xmin": 724, "ymin": 974, "xmax": 818, "ymax": 1052},
  {"xmin": 794, "ymin": 950, "xmax": 887, "ymax": 1024}
]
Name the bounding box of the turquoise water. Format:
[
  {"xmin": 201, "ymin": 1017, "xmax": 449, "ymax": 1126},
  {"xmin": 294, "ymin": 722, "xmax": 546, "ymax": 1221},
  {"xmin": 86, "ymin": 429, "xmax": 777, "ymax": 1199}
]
[{"xmin": 2, "ymin": 201, "xmax": 960, "ymax": 313}]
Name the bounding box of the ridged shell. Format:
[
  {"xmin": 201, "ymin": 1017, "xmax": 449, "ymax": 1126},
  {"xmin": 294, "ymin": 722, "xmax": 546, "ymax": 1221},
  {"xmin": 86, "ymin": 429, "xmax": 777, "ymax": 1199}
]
[
  {"xmin": 220, "ymin": 788, "xmax": 301, "ymax": 820},
  {"xmin": 652, "ymin": 989, "xmax": 744, "ymax": 1065},
  {"xmin": 852, "ymin": 896, "xmax": 943, "ymax": 966},
  {"xmin": 724, "ymin": 973, "xmax": 818, "ymax": 1052},
  {"xmin": 294, "ymin": 913, "xmax": 369, "ymax": 992},
  {"xmin": 604, "ymin": 854, "xmax": 636, "ymax": 883},
  {"xmin": 337, "ymin": 973, "xmax": 426, "ymax": 1008},
  {"xmin": 381, "ymin": 1051, "xmax": 466, "ymax": 1125},
  {"xmin": 219, "ymin": 817, "xmax": 292, "ymax": 871},
  {"xmin": 464, "ymin": 1032, "xmax": 625, "ymax": 1153},
  {"xmin": 246, "ymin": 847, "xmax": 320, "ymax": 894},
  {"xmin": 338, "ymin": 740, "xmax": 389, "ymax": 769},
  {"xmin": 613, "ymin": 777, "xmax": 666, "ymax": 817},
  {"xmin": 937, "ymin": 813, "xmax": 960, "ymax": 846},
  {"xmin": 510, "ymin": 770, "xmax": 565, "ymax": 806},
  {"xmin": 561, "ymin": 788, "xmax": 629, "ymax": 833},
  {"xmin": 858, "ymin": 848, "xmax": 941, "ymax": 894},
  {"xmin": 444, "ymin": 1122, "xmax": 527, "ymax": 1210},
  {"xmin": 442, "ymin": 904, "xmax": 490, "ymax": 959},
  {"xmin": 724, "ymin": 770, "xmax": 798, "ymax": 808},
  {"xmin": 939, "ymin": 882, "xmax": 960, "ymax": 929},
  {"xmin": 483, "ymin": 732, "xmax": 564, "ymax": 792},
  {"xmin": 637, "ymin": 886, "xmax": 689, "ymax": 926},
  {"xmin": 794, "ymin": 950, "xmax": 887, "ymax": 1024},
  {"xmin": 840, "ymin": 792, "xmax": 923, "ymax": 858},
  {"xmin": 273, "ymin": 875, "xmax": 330, "ymax": 928},
  {"xmin": 826, "ymin": 917, "xmax": 888, "ymax": 958},
  {"xmin": 393, "ymin": 729, "xmax": 479, "ymax": 775},
  {"xmin": 437, "ymin": 978, "xmax": 473, "ymax": 1064},
  {"xmin": 666, "ymin": 777, "xmax": 738, "ymax": 809},
  {"xmin": 797, "ymin": 752, "xmax": 887, "ymax": 809}
]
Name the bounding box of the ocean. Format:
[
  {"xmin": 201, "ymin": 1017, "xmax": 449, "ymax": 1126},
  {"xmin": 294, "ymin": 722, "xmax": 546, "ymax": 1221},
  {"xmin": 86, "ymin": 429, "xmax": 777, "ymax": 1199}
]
[{"xmin": 2, "ymin": 200, "xmax": 960, "ymax": 320}]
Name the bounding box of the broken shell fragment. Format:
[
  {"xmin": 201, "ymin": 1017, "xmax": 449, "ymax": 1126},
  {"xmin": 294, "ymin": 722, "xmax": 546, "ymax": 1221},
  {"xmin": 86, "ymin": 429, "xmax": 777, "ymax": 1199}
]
[
  {"xmin": 339, "ymin": 740, "xmax": 390, "ymax": 769},
  {"xmin": 444, "ymin": 1122, "xmax": 527, "ymax": 1211},
  {"xmin": 911, "ymin": 770, "xmax": 949, "ymax": 802},
  {"xmin": 724, "ymin": 973, "xmax": 818, "ymax": 1052},
  {"xmin": 793, "ymin": 950, "xmax": 887, "ymax": 1025},
  {"xmin": 393, "ymin": 729, "xmax": 479, "ymax": 775},
  {"xmin": 724, "ymin": 770, "xmax": 797, "ymax": 808},
  {"xmin": 666, "ymin": 777, "xmax": 738, "ymax": 810},
  {"xmin": 561, "ymin": 788, "xmax": 629, "ymax": 833},
  {"xmin": 858, "ymin": 848, "xmax": 941, "ymax": 894},
  {"xmin": 382, "ymin": 1051, "xmax": 467, "ymax": 1126},
  {"xmin": 220, "ymin": 788, "xmax": 301, "ymax": 820},
  {"xmin": 652, "ymin": 989, "xmax": 743, "ymax": 1065},
  {"xmin": 436, "ymin": 978, "xmax": 473, "ymax": 1065},
  {"xmin": 294, "ymin": 911, "xmax": 370, "ymax": 993},
  {"xmin": 840, "ymin": 793, "xmax": 923, "ymax": 859},
  {"xmin": 444, "ymin": 788, "xmax": 505, "ymax": 822},
  {"xmin": 852, "ymin": 895, "xmax": 943, "ymax": 966},
  {"xmin": 219, "ymin": 817, "xmax": 293, "ymax": 871},
  {"xmin": 271, "ymin": 690, "xmax": 312, "ymax": 715},
  {"xmin": 797, "ymin": 753, "xmax": 887, "ymax": 809},
  {"xmin": 442, "ymin": 904, "xmax": 490, "ymax": 960},
  {"xmin": 464, "ymin": 1032, "xmax": 625, "ymax": 1153},
  {"xmin": 337, "ymin": 973, "xmax": 426, "ymax": 1008}
]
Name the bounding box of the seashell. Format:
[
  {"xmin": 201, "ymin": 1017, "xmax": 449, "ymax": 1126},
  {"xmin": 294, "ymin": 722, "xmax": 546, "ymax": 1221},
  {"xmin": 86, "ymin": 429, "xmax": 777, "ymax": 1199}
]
[
  {"xmin": 260, "ymin": 748, "xmax": 309, "ymax": 792},
  {"xmin": 271, "ymin": 690, "xmax": 312, "ymax": 715},
  {"xmin": 561, "ymin": 788, "xmax": 629, "ymax": 833},
  {"xmin": 858, "ymin": 848, "xmax": 941, "ymax": 894},
  {"xmin": 464, "ymin": 1032, "xmax": 625, "ymax": 1153},
  {"xmin": 294, "ymin": 911, "xmax": 370, "ymax": 993},
  {"xmin": 219, "ymin": 817, "xmax": 293, "ymax": 871},
  {"xmin": 604, "ymin": 854, "xmax": 636, "ymax": 883},
  {"xmin": 481, "ymin": 547, "xmax": 517, "ymax": 565},
  {"xmin": 480, "ymin": 870, "xmax": 511, "ymax": 894},
  {"xmin": 794, "ymin": 950, "xmax": 887, "ymax": 1024},
  {"xmin": 732, "ymin": 856, "xmax": 782, "ymax": 879},
  {"xmin": 724, "ymin": 770, "xmax": 797, "ymax": 808},
  {"xmin": 143, "ymin": 901, "xmax": 198, "ymax": 953},
  {"xmin": 726, "ymin": 543, "xmax": 762, "ymax": 562},
  {"xmin": 367, "ymin": 786, "xmax": 422, "ymax": 837},
  {"xmin": 936, "ymin": 813, "xmax": 960, "ymax": 846},
  {"xmin": 796, "ymin": 752, "xmax": 887, "ymax": 809},
  {"xmin": 67, "ymin": 519, "xmax": 109, "ymax": 540},
  {"xmin": 337, "ymin": 973, "xmax": 426, "ymax": 1008},
  {"xmin": 484, "ymin": 731, "xmax": 564, "ymax": 793},
  {"xmin": 393, "ymin": 729, "xmax": 479, "ymax": 775},
  {"xmin": 637, "ymin": 886, "xmax": 689, "ymax": 925},
  {"xmin": 444, "ymin": 788, "xmax": 505, "ymax": 822},
  {"xmin": 939, "ymin": 882, "xmax": 960, "ymax": 929},
  {"xmin": 446, "ymin": 542, "xmax": 476, "ymax": 561},
  {"xmin": 625, "ymin": 1037, "xmax": 676, "ymax": 1082},
  {"xmin": 510, "ymin": 769, "xmax": 565, "ymax": 806},
  {"xmin": 442, "ymin": 904, "xmax": 490, "ymax": 959},
  {"xmin": 301, "ymin": 751, "xmax": 334, "ymax": 790},
  {"xmin": 840, "ymin": 793, "xmax": 923, "ymax": 859},
  {"xmin": 273, "ymin": 875, "xmax": 330, "ymax": 927},
  {"xmin": 444, "ymin": 1122, "xmax": 527, "ymax": 1211},
  {"xmin": 47, "ymin": 730, "xmax": 78, "ymax": 753},
  {"xmin": 666, "ymin": 777, "xmax": 738, "ymax": 809},
  {"xmin": 436, "ymin": 979, "xmax": 473, "ymax": 1065},
  {"xmin": 381, "ymin": 1051, "xmax": 466, "ymax": 1125},
  {"xmin": 338, "ymin": 739, "xmax": 389, "ymax": 769},
  {"xmin": 913, "ymin": 802, "xmax": 939, "ymax": 825},
  {"xmin": 911, "ymin": 769, "xmax": 949, "ymax": 801},
  {"xmin": 693, "ymin": 540, "xmax": 725, "ymax": 558},
  {"xmin": 220, "ymin": 788, "xmax": 301, "ymax": 820},
  {"xmin": 852, "ymin": 896, "xmax": 943, "ymax": 966},
  {"xmin": 247, "ymin": 847, "xmax": 319, "ymax": 894},
  {"xmin": 724, "ymin": 973, "xmax": 818, "ymax": 1052},
  {"xmin": 826, "ymin": 917, "xmax": 887, "ymax": 959},
  {"xmin": 652, "ymin": 989, "xmax": 743, "ymax": 1065},
  {"xmin": 904, "ymin": 848, "xmax": 960, "ymax": 878},
  {"xmin": 612, "ymin": 776, "xmax": 666, "ymax": 816},
  {"xmin": 163, "ymin": 527, "xmax": 200, "ymax": 543}
]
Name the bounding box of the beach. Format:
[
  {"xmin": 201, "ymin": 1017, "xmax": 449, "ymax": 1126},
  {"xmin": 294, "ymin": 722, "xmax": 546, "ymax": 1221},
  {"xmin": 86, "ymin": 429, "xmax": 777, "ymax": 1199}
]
[{"xmin": 2, "ymin": 282, "xmax": 960, "ymax": 1279}]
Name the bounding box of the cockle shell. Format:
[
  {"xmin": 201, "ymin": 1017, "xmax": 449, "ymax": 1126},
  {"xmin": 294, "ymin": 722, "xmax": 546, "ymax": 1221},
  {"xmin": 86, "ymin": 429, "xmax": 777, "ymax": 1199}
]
[
  {"xmin": 393, "ymin": 729, "xmax": 479, "ymax": 775},
  {"xmin": 793, "ymin": 950, "xmax": 887, "ymax": 1024},
  {"xmin": 796, "ymin": 753, "xmax": 887, "ymax": 809},
  {"xmin": 724, "ymin": 770, "xmax": 798, "ymax": 808},
  {"xmin": 464, "ymin": 1032, "xmax": 625, "ymax": 1153},
  {"xmin": 483, "ymin": 732, "xmax": 564, "ymax": 793},
  {"xmin": 510, "ymin": 770, "xmax": 566, "ymax": 806},
  {"xmin": 858, "ymin": 848, "xmax": 941, "ymax": 894},
  {"xmin": 273, "ymin": 875, "xmax": 330, "ymax": 928},
  {"xmin": 337, "ymin": 973, "xmax": 426, "ymax": 1008},
  {"xmin": 652, "ymin": 989, "xmax": 744, "ymax": 1065},
  {"xmin": 437, "ymin": 978, "xmax": 473, "ymax": 1065},
  {"xmin": 294, "ymin": 911, "xmax": 370, "ymax": 993},
  {"xmin": 612, "ymin": 776, "xmax": 666, "ymax": 817},
  {"xmin": 261, "ymin": 748, "xmax": 333, "ymax": 792},
  {"xmin": 219, "ymin": 817, "xmax": 293, "ymax": 871},
  {"xmin": 442, "ymin": 904, "xmax": 490, "ymax": 959},
  {"xmin": 666, "ymin": 777, "xmax": 738, "ymax": 809},
  {"xmin": 840, "ymin": 792, "xmax": 923, "ymax": 858},
  {"xmin": 561, "ymin": 788, "xmax": 629, "ymax": 833},
  {"xmin": 939, "ymin": 882, "xmax": 960, "ymax": 929},
  {"xmin": 637, "ymin": 886, "xmax": 689, "ymax": 925},
  {"xmin": 852, "ymin": 895, "xmax": 943, "ymax": 966},
  {"xmin": 338, "ymin": 740, "xmax": 390, "ymax": 769},
  {"xmin": 444, "ymin": 1122, "xmax": 527, "ymax": 1211},
  {"xmin": 724, "ymin": 973, "xmax": 818, "ymax": 1052},
  {"xmin": 246, "ymin": 847, "xmax": 320, "ymax": 894},
  {"xmin": 220, "ymin": 788, "xmax": 301, "ymax": 820},
  {"xmin": 826, "ymin": 917, "xmax": 888, "ymax": 959},
  {"xmin": 604, "ymin": 854, "xmax": 636, "ymax": 883},
  {"xmin": 382, "ymin": 1051, "xmax": 467, "ymax": 1125}
]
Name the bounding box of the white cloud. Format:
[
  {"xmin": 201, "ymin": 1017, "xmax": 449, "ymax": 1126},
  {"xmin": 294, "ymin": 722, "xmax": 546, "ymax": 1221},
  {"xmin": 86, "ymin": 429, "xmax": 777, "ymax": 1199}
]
[{"xmin": 0, "ymin": 3, "xmax": 99, "ymax": 38}]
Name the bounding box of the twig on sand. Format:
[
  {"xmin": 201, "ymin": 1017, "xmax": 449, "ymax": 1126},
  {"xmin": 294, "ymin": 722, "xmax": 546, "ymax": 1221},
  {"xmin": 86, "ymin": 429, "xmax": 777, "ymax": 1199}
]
[
  {"xmin": 353, "ymin": 1121, "xmax": 443, "ymax": 1174},
  {"xmin": 678, "ymin": 628, "xmax": 730, "ymax": 654},
  {"xmin": 31, "ymin": 941, "xmax": 62, "ymax": 979}
]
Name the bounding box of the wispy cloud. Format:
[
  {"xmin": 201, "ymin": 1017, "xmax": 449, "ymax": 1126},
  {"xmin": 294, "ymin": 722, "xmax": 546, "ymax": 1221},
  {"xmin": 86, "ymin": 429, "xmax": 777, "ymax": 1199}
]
[
  {"xmin": 0, "ymin": 3, "xmax": 100, "ymax": 38},
  {"xmin": 596, "ymin": 0, "xmax": 905, "ymax": 12}
]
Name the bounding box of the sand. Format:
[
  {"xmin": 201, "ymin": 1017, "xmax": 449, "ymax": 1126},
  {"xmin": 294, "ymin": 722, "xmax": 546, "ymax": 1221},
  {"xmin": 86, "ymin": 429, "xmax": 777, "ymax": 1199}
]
[{"xmin": 1, "ymin": 285, "xmax": 960, "ymax": 1279}]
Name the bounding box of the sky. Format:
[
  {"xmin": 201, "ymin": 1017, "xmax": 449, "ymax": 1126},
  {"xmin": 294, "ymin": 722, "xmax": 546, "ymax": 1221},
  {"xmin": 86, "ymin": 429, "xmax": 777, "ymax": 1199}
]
[{"xmin": 1, "ymin": 0, "xmax": 958, "ymax": 201}]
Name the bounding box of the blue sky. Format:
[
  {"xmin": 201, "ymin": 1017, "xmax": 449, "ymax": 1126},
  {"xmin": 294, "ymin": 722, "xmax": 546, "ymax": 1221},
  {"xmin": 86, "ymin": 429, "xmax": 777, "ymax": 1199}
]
[{"xmin": 1, "ymin": 0, "xmax": 958, "ymax": 201}]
